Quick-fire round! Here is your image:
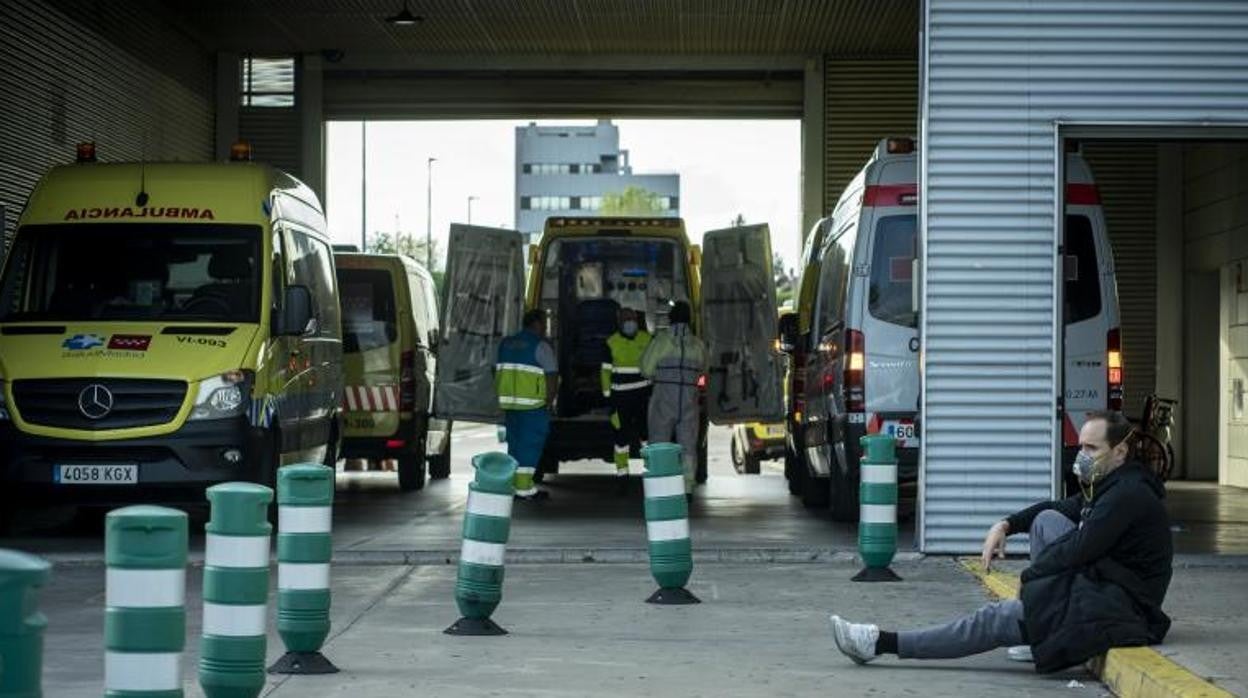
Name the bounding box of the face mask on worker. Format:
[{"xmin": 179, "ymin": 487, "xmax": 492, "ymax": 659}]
[
  {"xmin": 622, "ymin": 320, "xmax": 638, "ymax": 337},
  {"xmin": 1072, "ymin": 449, "xmax": 1103, "ymax": 484}
]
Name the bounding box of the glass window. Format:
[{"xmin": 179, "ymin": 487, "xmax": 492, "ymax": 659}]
[
  {"xmin": 867, "ymin": 214, "xmax": 917, "ymax": 328},
  {"xmin": 336, "ymin": 268, "xmax": 396, "ymax": 353},
  {"xmin": 240, "ymin": 57, "xmax": 295, "ymax": 107},
  {"xmin": 287, "ymin": 230, "xmax": 339, "ymax": 337},
  {"xmin": 1064, "ymin": 215, "xmax": 1103, "ymax": 325},
  {"xmin": 814, "ymin": 224, "xmax": 854, "ymax": 345},
  {"xmin": 0, "ymin": 223, "xmax": 262, "ymax": 323}
]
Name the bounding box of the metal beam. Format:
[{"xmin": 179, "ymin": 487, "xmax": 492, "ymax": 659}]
[{"xmin": 800, "ymin": 56, "xmax": 826, "ymax": 239}]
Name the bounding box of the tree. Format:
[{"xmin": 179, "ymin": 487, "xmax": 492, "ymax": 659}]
[
  {"xmin": 730, "ymin": 213, "xmax": 747, "ymax": 227},
  {"xmin": 365, "ymin": 231, "xmax": 446, "ymax": 297},
  {"xmin": 600, "ymin": 186, "xmax": 666, "ymax": 216}
]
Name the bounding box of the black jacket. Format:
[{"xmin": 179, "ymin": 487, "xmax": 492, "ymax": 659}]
[{"xmin": 1010, "ymin": 462, "xmax": 1173, "ymax": 673}]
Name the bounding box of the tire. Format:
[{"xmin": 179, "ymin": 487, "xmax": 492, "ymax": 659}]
[
  {"xmin": 786, "ymin": 448, "xmax": 801, "ymax": 495},
  {"xmin": 828, "ymin": 467, "xmax": 860, "ymax": 523},
  {"xmin": 730, "ymin": 433, "xmax": 745, "ymax": 473},
  {"xmin": 743, "ymin": 452, "xmax": 761, "ymax": 475},
  {"xmin": 695, "ymin": 441, "xmax": 708, "ymax": 484},
  {"xmin": 428, "ymin": 421, "xmax": 453, "ymax": 479},
  {"xmin": 397, "ymin": 453, "xmax": 427, "ymax": 492},
  {"xmin": 322, "ymin": 421, "xmax": 340, "ymax": 470},
  {"xmin": 802, "ymin": 474, "xmax": 830, "ymax": 509},
  {"xmin": 535, "ymin": 450, "xmax": 559, "ymax": 484}
]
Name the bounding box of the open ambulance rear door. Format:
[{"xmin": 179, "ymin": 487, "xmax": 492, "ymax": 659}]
[
  {"xmin": 433, "ymin": 224, "xmax": 527, "ymax": 423},
  {"xmin": 699, "ymin": 223, "xmax": 786, "ymax": 424}
]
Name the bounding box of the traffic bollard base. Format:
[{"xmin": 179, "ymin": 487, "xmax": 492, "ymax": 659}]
[
  {"xmin": 444, "ymin": 616, "xmax": 509, "ymax": 636},
  {"xmin": 852, "ymin": 566, "xmax": 903, "ymax": 583},
  {"xmin": 268, "ymin": 650, "xmax": 340, "ymax": 675},
  {"xmin": 646, "ymin": 587, "xmax": 701, "ymax": 605}
]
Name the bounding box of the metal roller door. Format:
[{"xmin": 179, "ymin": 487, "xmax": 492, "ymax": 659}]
[
  {"xmin": 823, "ymin": 59, "xmax": 918, "ymax": 207},
  {"xmin": 240, "ymin": 108, "xmax": 302, "ymax": 179},
  {"xmin": 0, "ymin": 0, "xmax": 214, "ymax": 248},
  {"xmin": 922, "ymin": 0, "xmax": 1248, "ymax": 553},
  {"xmin": 1081, "ymin": 142, "xmax": 1159, "ymax": 419}
]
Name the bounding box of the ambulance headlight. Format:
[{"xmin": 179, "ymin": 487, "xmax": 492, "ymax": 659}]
[
  {"xmin": 190, "ymin": 370, "xmax": 251, "ymax": 421},
  {"xmin": 0, "ymin": 380, "xmax": 9, "ymax": 421}
]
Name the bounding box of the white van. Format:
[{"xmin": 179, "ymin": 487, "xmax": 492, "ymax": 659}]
[{"xmin": 783, "ymin": 138, "xmax": 1121, "ymax": 519}]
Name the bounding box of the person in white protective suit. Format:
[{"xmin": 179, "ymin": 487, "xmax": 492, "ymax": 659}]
[{"xmin": 639, "ymin": 301, "xmax": 708, "ymax": 498}]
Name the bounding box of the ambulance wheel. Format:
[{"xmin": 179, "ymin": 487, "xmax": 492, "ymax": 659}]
[
  {"xmin": 802, "ymin": 474, "xmax": 830, "ymax": 509},
  {"xmin": 428, "ymin": 423, "xmax": 452, "ymax": 479},
  {"xmin": 535, "ymin": 452, "xmax": 559, "ymax": 484},
  {"xmin": 785, "ymin": 450, "xmax": 801, "ymax": 495},
  {"xmin": 695, "ymin": 442, "xmax": 708, "ymax": 484},
  {"xmin": 828, "ymin": 469, "xmax": 860, "ymax": 523},
  {"xmin": 399, "ymin": 439, "xmax": 429, "ymax": 489}
]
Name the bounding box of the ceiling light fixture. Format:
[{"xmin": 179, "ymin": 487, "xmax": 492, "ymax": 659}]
[{"xmin": 386, "ymin": 1, "xmax": 423, "ymax": 26}]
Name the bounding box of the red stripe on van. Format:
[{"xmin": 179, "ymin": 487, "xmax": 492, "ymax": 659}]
[
  {"xmin": 1066, "ymin": 183, "xmax": 1100, "ymax": 206},
  {"xmin": 1063, "ymin": 413, "xmax": 1079, "ymax": 448},
  {"xmin": 863, "ymin": 184, "xmax": 917, "ymax": 207}
]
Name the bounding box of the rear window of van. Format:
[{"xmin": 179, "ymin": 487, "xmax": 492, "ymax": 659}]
[
  {"xmin": 868, "ymin": 214, "xmax": 917, "ymax": 328},
  {"xmin": 1064, "ymin": 215, "xmax": 1102, "ymax": 325},
  {"xmin": 336, "ymin": 268, "xmax": 397, "ymax": 353}
]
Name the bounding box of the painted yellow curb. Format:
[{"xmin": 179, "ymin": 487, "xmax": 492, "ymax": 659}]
[{"xmin": 957, "ymin": 559, "xmax": 1234, "ymax": 698}]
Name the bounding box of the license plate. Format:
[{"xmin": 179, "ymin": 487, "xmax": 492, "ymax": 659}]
[
  {"xmin": 882, "ymin": 421, "xmax": 917, "ymax": 447},
  {"xmin": 56, "ymin": 464, "xmax": 138, "ymax": 485},
  {"xmin": 765, "ymin": 425, "xmax": 786, "ymax": 438}
]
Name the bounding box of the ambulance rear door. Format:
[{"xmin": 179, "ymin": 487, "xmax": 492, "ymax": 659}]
[
  {"xmin": 699, "ymin": 223, "xmax": 786, "ymax": 423},
  {"xmin": 433, "ymin": 224, "xmax": 526, "ymax": 423}
]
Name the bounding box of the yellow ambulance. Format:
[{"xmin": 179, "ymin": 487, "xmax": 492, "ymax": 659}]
[
  {"xmin": 0, "ymin": 144, "xmax": 343, "ymax": 526},
  {"xmin": 433, "ymin": 217, "xmax": 786, "ymax": 484}
]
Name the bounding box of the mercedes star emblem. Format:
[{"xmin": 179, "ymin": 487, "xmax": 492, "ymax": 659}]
[{"xmin": 78, "ymin": 384, "xmax": 114, "ymax": 420}]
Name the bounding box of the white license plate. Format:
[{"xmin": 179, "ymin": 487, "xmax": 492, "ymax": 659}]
[
  {"xmin": 765, "ymin": 425, "xmax": 786, "ymax": 438},
  {"xmin": 882, "ymin": 422, "xmax": 917, "ymax": 447},
  {"xmin": 56, "ymin": 464, "xmax": 138, "ymax": 485}
]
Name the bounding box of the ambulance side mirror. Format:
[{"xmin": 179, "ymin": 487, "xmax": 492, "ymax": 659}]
[
  {"xmin": 777, "ymin": 313, "xmax": 798, "ymax": 354},
  {"xmin": 278, "ymin": 285, "xmax": 315, "ymax": 336},
  {"xmin": 1064, "ymin": 255, "xmax": 1080, "ymax": 282}
]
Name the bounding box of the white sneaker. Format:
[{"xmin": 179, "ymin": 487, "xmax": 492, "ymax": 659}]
[
  {"xmin": 1006, "ymin": 645, "xmax": 1034, "ymax": 663},
  {"xmin": 830, "ymin": 615, "xmax": 879, "ymax": 665}
]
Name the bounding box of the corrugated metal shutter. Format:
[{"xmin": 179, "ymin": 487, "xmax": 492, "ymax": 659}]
[
  {"xmin": 0, "ymin": 0, "xmax": 213, "ymax": 250},
  {"xmin": 1082, "ymin": 143, "xmax": 1158, "ymax": 418},
  {"xmin": 922, "ymin": 0, "xmax": 1248, "ymax": 553},
  {"xmin": 240, "ymin": 107, "xmax": 302, "ymax": 178},
  {"xmin": 824, "ymin": 59, "xmax": 918, "ymax": 207}
]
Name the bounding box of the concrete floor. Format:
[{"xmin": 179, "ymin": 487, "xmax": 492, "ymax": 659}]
[{"xmin": 36, "ymin": 559, "xmax": 1105, "ymax": 698}]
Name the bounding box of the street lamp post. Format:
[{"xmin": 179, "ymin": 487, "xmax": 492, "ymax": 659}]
[
  {"xmin": 426, "ymin": 157, "xmax": 437, "ymax": 270},
  {"xmin": 467, "ymin": 195, "xmax": 478, "ymax": 224}
]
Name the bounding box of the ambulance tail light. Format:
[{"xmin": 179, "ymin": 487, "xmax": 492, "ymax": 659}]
[
  {"xmin": 400, "ymin": 350, "xmax": 416, "ymax": 411},
  {"xmin": 696, "ymin": 374, "xmax": 707, "ymax": 392},
  {"xmin": 886, "ymin": 137, "xmax": 915, "ymax": 154},
  {"xmin": 1107, "ymin": 328, "xmax": 1123, "ymax": 411},
  {"xmin": 76, "ymin": 142, "xmax": 97, "ymax": 163},
  {"xmin": 844, "ymin": 329, "xmax": 866, "ymax": 413}
]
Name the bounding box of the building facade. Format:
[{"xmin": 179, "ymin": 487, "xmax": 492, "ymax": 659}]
[{"xmin": 514, "ymin": 120, "xmax": 679, "ymax": 235}]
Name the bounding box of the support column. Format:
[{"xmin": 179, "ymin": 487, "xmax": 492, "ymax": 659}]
[
  {"xmin": 800, "ymin": 56, "xmax": 826, "ymax": 242},
  {"xmin": 299, "ymin": 53, "xmax": 326, "ymax": 201},
  {"xmin": 215, "ymin": 53, "xmax": 240, "ymax": 161}
]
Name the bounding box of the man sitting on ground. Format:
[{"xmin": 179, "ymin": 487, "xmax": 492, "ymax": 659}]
[{"xmin": 831, "ymin": 411, "xmax": 1173, "ymax": 673}]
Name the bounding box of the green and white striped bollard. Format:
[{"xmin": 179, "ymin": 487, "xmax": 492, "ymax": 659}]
[
  {"xmin": 0, "ymin": 549, "xmax": 52, "ymax": 698},
  {"xmin": 852, "ymin": 434, "xmax": 902, "ymax": 582},
  {"xmin": 641, "ymin": 443, "xmax": 699, "ymax": 605},
  {"xmin": 105, "ymin": 506, "xmax": 188, "ymax": 698},
  {"xmin": 445, "ymin": 452, "xmax": 515, "ymax": 636},
  {"xmin": 269, "ymin": 464, "xmax": 338, "ymax": 675},
  {"xmin": 199, "ymin": 483, "xmax": 273, "ymax": 698}
]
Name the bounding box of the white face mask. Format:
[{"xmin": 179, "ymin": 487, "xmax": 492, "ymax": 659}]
[{"xmin": 622, "ymin": 320, "xmax": 638, "ymax": 336}]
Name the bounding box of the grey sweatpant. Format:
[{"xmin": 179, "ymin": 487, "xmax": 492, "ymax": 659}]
[{"xmin": 898, "ymin": 510, "xmax": 1076, "ymax": 659}]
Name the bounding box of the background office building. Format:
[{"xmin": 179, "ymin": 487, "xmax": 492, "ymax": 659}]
[{"xmin": 515, "ymin": 120, "xmax": 679, "ymax": 235}]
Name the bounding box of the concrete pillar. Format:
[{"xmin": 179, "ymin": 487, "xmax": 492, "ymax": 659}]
[
  {"xmin": 1155, "ymin": 144, "xmax": 1184, "ymax": 471},
  {"xmin": 299, "ymin": 53, "xmax": 326, "ymax": 201},
  {"xmin": 215, "ymin": 53, "xmax": 240, "ymax": 161},
  {"xmin": 800, "ymin": 57, "xmax": 826, "ymax": 244}
]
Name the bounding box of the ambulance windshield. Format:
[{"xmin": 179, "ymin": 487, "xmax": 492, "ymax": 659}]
[{"xmin": 0, "ymin": 223, "xmax": 263, "ymax": 323}]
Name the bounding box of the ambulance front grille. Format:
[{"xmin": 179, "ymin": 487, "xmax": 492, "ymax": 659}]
[{"xmin": 12, "ymin": 378, "xmax": 187, "ymax": 431}]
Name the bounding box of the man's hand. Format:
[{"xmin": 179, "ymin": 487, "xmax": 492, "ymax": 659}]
[{"xmin": 981, "ymin": 520, "xmax": 1010, "ymax": 571}]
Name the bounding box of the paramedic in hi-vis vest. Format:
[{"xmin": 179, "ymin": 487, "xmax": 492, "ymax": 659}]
[
  {"xmin": 640, "ymin": 301, "xmax": 708, "ymax": 498},
  {"xmin": 496, "ymin": 309, "xmax": 560, "ymax": 501},
  {"xmin": 601, "ymin": 307, "xmax": 653, "ymax": 487}
]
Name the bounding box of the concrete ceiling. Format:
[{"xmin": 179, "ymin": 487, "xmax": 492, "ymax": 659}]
[{"xmin": 163, "ymin": 0, "xmax": 918, "ymax": 58}]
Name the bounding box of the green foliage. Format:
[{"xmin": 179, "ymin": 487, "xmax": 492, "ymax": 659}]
[
  {"xmin": 364, "ymin": 231, "xmax": 445, "ymax": 297},
  {"xmin": 600, "ymin": 186, "xmax": 665, "ymax": 216}
]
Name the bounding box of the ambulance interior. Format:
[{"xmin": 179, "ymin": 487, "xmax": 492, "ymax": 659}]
[{"xmin": 536, "ymin": 236, "xmax": 691, "ymax": 418}]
